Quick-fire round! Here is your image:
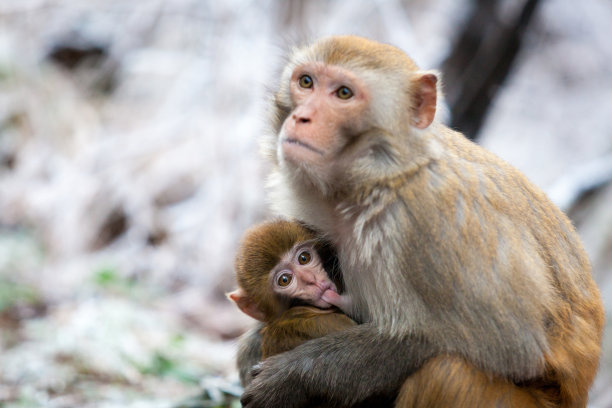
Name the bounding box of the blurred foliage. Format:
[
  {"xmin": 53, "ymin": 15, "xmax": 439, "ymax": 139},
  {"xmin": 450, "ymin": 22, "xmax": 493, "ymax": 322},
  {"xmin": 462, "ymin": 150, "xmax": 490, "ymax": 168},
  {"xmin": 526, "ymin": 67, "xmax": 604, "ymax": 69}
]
[
  {"xmin": 141, "ymin": 351, "xmax": 200, "ymax": 383},
  {"xmin": 93, "ymin": 267, "xmax": 122, "ymax": 286},
  {"xmin": 92, "ymin": 266, "xmax": 138, "ymax": 295},
  {"xmin": 173, "ymin": 378, "xmax": 242, "ymax": 408},
  {"xmin": 0, "ymin": 229, "xmax": 43, "ymax": 274},
  {"xmin": 0, "ymin": 279, "xmax": 39, "ymax": 312},
  {"xmin": 0, "ymin": 63, "xmax": 15, "ymax": 82},
  {"xmin": 0, "ymin": 229, "xmax": 44, "ymax": 324},
  {"xmin": 174, "ymin": 394, "xmax": 241, "ymax": 408}
]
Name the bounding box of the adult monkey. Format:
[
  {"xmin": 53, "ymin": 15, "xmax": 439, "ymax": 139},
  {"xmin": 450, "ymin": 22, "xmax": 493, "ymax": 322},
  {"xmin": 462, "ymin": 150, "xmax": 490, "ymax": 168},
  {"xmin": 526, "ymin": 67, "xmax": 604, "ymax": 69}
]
[{"xmin": 239, "ymin": 36, "xmax": 604, "ymax": 407}]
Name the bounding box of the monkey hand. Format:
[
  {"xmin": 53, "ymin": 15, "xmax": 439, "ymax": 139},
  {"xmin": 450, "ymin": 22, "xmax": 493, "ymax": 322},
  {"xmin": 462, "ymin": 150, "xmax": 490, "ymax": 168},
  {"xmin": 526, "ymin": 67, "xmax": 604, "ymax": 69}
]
[
  {"xmin": 241, "ymin": 324, "xmax": 428, "ymax": 408},
  {"xmin": 240, "ymin": 352, "xmax": 310, "ymax": 408}
]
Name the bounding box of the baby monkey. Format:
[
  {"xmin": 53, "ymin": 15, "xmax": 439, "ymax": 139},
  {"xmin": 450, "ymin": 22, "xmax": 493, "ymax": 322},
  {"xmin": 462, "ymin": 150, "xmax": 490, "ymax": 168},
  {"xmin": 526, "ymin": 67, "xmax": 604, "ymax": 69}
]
[{"xmin": 228, "ymin": 219, "xmax": 355, "ymax": 360}]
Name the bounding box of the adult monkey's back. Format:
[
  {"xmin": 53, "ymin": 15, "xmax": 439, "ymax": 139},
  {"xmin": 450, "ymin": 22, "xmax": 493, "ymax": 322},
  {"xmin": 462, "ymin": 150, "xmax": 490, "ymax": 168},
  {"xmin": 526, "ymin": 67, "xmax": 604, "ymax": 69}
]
[{"xmin": 239, "ymin": 36, "xmax": 604, "ymax": 408}]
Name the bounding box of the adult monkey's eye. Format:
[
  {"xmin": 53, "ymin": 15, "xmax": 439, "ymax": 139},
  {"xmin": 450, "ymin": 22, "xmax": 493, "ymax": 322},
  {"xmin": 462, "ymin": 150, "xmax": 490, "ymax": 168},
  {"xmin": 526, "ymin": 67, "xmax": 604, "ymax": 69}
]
[
  {"xmin": 298, "ymin": 251, "xmax": 312, "ymax": 265},
  {"xmin": 299, "ymin": 75, "xmax": 313, "ymax": 88},
  {"xmin": 337, "ymin": 86, "xmax": 353, "ymax": 99},
  {"xmin": 277, "ymin": 273, "xmax": 293, "ymax": 287}
]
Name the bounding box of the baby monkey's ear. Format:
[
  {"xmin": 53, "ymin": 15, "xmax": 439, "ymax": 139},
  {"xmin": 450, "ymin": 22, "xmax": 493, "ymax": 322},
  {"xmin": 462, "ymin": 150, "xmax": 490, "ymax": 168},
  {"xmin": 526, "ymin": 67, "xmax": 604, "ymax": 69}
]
[{"xmin": 227, "ymin": 288, "xmax": 266, "ymax": 322}]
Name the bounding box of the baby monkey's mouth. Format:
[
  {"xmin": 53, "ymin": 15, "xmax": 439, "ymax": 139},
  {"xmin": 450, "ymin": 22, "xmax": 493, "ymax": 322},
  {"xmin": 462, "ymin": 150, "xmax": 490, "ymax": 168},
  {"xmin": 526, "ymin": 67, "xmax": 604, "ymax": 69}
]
[
  {"xmin": 307, "ymin": 282, "xmax": 336, "ymax": 309},
  {"xmin": 318, "ymin": 281, "xmax": 337, "ymax": 296}
]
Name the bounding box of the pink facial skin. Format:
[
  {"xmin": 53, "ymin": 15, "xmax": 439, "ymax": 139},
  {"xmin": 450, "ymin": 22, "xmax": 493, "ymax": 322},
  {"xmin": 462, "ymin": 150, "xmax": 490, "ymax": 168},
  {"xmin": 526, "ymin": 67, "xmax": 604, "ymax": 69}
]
[
  {"xmin": 280, "ymin": 63, "xmax": 370, "ymax": 169},
  {"xmin": 272, "ymin": 241, "xmax": 351, "ymax": 313}
]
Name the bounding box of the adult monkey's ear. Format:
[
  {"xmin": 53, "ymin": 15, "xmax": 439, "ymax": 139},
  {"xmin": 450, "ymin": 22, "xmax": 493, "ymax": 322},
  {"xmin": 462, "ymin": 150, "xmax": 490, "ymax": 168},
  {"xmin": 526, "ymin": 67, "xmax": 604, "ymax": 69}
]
[
  {"xmin": 411, "ymin": 72, "xmax": 438, "ymax": 129},
  {"xmin": 227, "ymin": 288, "xmax": 266, "ymax": 322}
]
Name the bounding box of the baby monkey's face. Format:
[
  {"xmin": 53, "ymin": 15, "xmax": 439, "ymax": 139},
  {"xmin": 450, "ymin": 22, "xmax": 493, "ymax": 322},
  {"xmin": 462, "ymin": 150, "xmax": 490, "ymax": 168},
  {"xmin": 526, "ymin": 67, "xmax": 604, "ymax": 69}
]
[{"xmin": 271, "ymin": 241, "xmax": 338, "ymax": 309}]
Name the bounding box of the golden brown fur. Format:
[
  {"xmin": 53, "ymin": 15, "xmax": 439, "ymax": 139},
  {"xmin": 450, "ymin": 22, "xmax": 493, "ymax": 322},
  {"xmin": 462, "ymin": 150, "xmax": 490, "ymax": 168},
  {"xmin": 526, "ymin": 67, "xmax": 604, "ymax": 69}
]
[
  {"xmin": 234, "ymin": 220, "xmax": 318, "ymax": 320},
  {"xmin": 239, "ymin": 36, "xmax": 604, "ymax": 408},
  {"xmin": 396, "ymin": 355, "xmax": 559, "ymax": 408},
  {"xmin": 232, "ymin": 219, "xmax": 356, "ymax": 384},
  {"xmin": 261, "ymin": 305, "xmax": 355, "ymax": 359}
]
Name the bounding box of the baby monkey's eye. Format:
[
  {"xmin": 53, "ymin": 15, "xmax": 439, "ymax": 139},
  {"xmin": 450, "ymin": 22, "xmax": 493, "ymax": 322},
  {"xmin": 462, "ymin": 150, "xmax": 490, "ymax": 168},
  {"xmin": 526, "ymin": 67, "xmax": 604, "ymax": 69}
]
[
  {"xmin": 278, "ymin": 273, "xmax": 293, "ymax": 287},
  {"xmin": 299, "ymin": 75, "xmax": 313, "ymax": 88},
  {"xmin": 336, "ymin": 86, "xmax": 353, "ymax": 99},
  {"xmin": 298, "ymin": 251, "xmax": 312, "ymax": 265}
]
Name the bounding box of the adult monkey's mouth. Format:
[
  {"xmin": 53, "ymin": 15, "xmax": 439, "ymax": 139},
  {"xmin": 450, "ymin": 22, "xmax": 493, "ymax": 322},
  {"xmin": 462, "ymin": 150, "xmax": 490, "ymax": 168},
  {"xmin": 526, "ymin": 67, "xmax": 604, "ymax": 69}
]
[{"xmin": 283, "ymin": 137, "xmax": 324, "ymax": 156}]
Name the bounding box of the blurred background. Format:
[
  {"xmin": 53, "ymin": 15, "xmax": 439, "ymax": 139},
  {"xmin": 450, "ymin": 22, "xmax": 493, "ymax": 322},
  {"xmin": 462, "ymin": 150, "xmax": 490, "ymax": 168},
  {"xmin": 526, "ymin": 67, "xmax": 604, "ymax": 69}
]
[{"xmin": 0, "ymin": 0, "xmax": 611, "ymax": 407}]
